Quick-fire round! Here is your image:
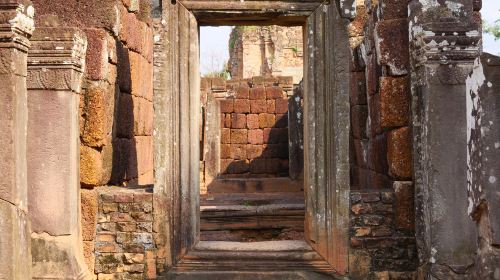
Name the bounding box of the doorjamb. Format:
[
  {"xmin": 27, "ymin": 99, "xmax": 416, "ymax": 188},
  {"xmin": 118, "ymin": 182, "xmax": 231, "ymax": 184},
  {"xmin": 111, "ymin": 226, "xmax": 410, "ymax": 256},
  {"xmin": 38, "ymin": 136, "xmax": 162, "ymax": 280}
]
[{"xmin": 154, "ymin": 0, "xmax": 351, "ymax": 276}]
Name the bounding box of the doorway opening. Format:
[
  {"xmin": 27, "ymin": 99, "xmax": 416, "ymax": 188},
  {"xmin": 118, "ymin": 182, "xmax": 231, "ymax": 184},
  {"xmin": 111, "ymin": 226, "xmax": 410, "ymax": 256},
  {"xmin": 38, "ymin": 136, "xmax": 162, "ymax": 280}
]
[{"xmin": 199, "ymin": 25, "xmax": 305, "ymax": 242}]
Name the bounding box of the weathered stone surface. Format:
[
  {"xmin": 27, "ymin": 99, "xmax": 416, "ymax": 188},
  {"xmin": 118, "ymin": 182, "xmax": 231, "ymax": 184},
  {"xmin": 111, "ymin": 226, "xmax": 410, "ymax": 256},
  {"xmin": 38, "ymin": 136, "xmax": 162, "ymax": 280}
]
[
  {"xmin": 82, "ymin": 189, "xmax": 98, "ymax": 241},
  {"xmin": 380, "ymin": 76, "xmax": 409, "ymax": 129},
  {"xmin": 81, "ymin": 84, "xmax": 116, "ymax": 147},
  {"xmin": 375, "ymin": 19, "xmax": 409, "ymax": 75},
  {"xmin": 393, "ymin": 181, "xmax": 414, "ymax": 232},
  {"xmin": 387, "ymin": 127, "xmax": 411, "ymax": 179},
  {"xmin": 80, "ymin": 143, "xmax": 113, "ymax": 186}
]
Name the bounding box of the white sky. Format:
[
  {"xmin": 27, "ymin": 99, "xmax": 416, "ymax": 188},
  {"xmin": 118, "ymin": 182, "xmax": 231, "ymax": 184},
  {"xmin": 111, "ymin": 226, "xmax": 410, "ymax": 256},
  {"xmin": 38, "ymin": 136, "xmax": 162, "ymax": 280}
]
[{"xmin": 199, "ymin": 1, "xmax": 500, "ymax": 75}]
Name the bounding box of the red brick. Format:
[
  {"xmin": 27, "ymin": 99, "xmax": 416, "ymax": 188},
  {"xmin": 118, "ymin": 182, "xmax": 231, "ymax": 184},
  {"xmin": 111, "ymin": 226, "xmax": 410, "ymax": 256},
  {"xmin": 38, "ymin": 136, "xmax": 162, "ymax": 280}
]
[
  {"xmin": 221, "ymin": 144, "xmax": 231, "ymax": 159},
  {"xmin": 222, "ymin": 113, "xmax": 231, "ymax": 128},
  {"xmin": 220, "ymin": 100, "xmax": 234, "ymax": 113},
  {"xmin": 375, "ymin": 19, "xmax": 409, "ymax": 75},
  {"xmin": 380, "ymin": 76, "xmax": 409, "ymax": 129},
  {"xmin": 275, "ymin": 99, "xmax": 289, "ymax": 114},
  {"xmin": 230, "ymin": 129, "xmax": 247, "ymax": 144},
  {"xmin": 266, "ymin": 86, "xmax": 283, "ymax": 99},
  {"xmin": 134, "ymin": 193, "xmax": 153, "ymax": 202},
  {"xmin": 234, "ymin": 85, "xmax": 250, "ymax": 99},
  {"xmin": 247, "ymin": 114, "xmax": 259, "ymax": 129},
  {"xmin": 249, "ymin": 158, "xmax": 267, "ymax": 174},
  {"xmin": 246, "ymin": 145, "xmax": 263, "ymax": 159},
  {"xmin": 250, "ymin": 86, "xmax": 266, "ymax": 100},
  {"xmin": 234, "ymin": 99, "xmax": 250, "ymax": 113},
  {"xmin": 230, "ymin": 144, "xmax": 247, "ymax": 160},
  {"xmin": 221, "ymin": 128, "xmax": 231, "ymax": 144},
  {"xmin": 250, "ymin": 99, "xmax": 267, "ymax": 113},
  {"xmin": 248, "ymin": 129, "xmax": 264, "ymax": 145},
  {"xmin": 275, "ymin": 114, "xmax": 288, "ymax": 128},
  {"xmin": 387, "ymin": 127, "xmax": 412, "ymax": 179},
  {"xmin": 231, "ymin": 113, "xmax": 246, "ymax": 129},
  {"xmin": 258, "ymin": 114, "xmax": 275, "ymax": 128},
  {"xmin": 266, "ymin": 100, "xmax": 276, "ymax": 113}
]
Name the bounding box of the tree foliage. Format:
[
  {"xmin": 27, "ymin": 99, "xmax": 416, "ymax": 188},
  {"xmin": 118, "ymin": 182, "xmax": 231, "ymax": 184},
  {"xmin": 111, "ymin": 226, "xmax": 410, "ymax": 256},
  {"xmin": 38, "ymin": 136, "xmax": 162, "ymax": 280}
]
[{"xmin": 484, "ymin": 19, "xmax": 500, "ymax": 40}]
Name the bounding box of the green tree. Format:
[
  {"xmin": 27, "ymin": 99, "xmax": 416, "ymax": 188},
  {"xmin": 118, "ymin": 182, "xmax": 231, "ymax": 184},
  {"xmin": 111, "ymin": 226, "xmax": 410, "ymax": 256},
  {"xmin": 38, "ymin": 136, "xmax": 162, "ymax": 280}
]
[{"xmin": 484, "ymin": 19, "xmax": 500, "ymax": 40}]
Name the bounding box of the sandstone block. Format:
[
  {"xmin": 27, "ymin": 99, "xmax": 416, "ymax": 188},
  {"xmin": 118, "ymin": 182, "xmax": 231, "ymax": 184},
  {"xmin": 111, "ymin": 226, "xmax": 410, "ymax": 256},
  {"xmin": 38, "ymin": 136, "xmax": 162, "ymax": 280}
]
[
  {"xmin": 387, "ymin": 127, "xmax": 412, "ymax": 179},
  {"xmin": 222, "ymin": 113, "xmax": 231, "ymax": 128},
  {"xmin": 275, "ymin": 99, "xmax": 289, "ymax": 114},
  {"xmin": 80, "ymin": 144, "xmax": 113, "ymax": 186},
  {"xmin": 220, "ymin": 143, "xmax": 232, "ymax": 159},
  {"xmin": 248, "ymin": 129, "xmax": 264, "ymax": 145},
  {"xmin": 246, "ymin": 145, "xmax": 263, "ymax": 159},
  {"xmin": 375, "ymin": 19, "xmax": 409, "ymax": 75},
  {"xmin": 250, "ymin": 86, "xmax": 266, "ymax": 100},
  {"xmin": 220, "ymin": 100, "xmax": 234, "ymax": 113},
  {"xmin": 366, "ymin": 54, "xmax": 379, "ymax": 96},
  {"xmin": 117, "ymin": 43, "xmax": 132, "ymax": 93},
  {"xmin": 250, "ymin": 99, "xmax": 267, "ymax": 113},
  {"xmin": 234, "ymin": 85, "xmax": 249, "ymax": 99},
  {"xmin": 231, "ymin": 113, "xmax": 246, "ymax": 129},
  {"xmin": 367, "ymin": 134, "xmax": 388, "ymax": 174},
  {"xmin": 84, "ymin": 28, "xmax": 109, "ymax": 81},
  {"xmin": 246, "ymin": 114, "xmax": 259, "ymax": 129},
  {"xmin": 221, "ymin": 128, "xmax": 231, "ymax": 144},
  {"xmin": 368, "ymin": 93, "xmax": 381, "ymax": 137},
  {"xmin": 266, "ymin": 86, "xmax": 283, "ymax": 99},
  {"xmin": 230, "ymin": 129, "xmax": 247, "ymax": 144},
  {"xmin": 115, "ymin": 193, "xmax": 134, "ymax": 203},
  {"xmin": 249, "ymin": 158, "xmax": 267, "ymax": 174},
  {"xmin": 120, "ymin": 8, "xmax": 143, "ymax": 53},
  {"xmin": 258, "ymin": 113, "xmax": 275, "ymax": 128},
  {"xmin": 81, "ymin": 85, "xmax": 116, "ymax": 147},
  {"xmin": 230, "ymin": 144, "xmax": 247, "ymax": 160},
  {"xmin": 379, "ymin": 0, "xmax": 408, "ymax": 20},
  {"xmin": 233, "ymin": 99, "xmax": 250, "ymax": 113},
  {"xmin": 275, "ymin": 113, "xmax": 288, "ymax": 128},
  {"xmin": 227, "ymin": 160, "xmax": 249, "ymax": 174},
  {"xmin": 266, "ymin": 100, "xmax": 276, "ymax": 113},
  {"xmin": 380, "ymin": 76, "xmax": 409, "ymax": 128}
]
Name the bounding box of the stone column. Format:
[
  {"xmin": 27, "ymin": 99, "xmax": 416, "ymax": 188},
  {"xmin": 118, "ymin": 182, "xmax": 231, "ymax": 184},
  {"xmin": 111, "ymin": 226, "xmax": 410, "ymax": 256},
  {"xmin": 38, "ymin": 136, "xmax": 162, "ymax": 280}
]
[
  {"xmin": 26, "ymin": 17, "xmax": 91, "ymax": 279},
  {"xmin": 0, "ymin": 1, "xmax": 34, "ymax": 279},
  {"xmin": 408, "ymin": 0, "xmax": 481, "ymax": 278}
]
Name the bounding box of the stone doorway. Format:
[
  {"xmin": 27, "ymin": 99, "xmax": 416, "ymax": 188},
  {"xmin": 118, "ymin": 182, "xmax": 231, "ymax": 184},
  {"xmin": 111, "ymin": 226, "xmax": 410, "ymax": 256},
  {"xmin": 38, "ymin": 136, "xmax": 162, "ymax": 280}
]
[
  {"xmin": 154, "ymin": 1, "xmax": 351, "ymax": 277},
  {"xmin": 199, "ymin": 25, "xmax": 305, "ymax": 242}
]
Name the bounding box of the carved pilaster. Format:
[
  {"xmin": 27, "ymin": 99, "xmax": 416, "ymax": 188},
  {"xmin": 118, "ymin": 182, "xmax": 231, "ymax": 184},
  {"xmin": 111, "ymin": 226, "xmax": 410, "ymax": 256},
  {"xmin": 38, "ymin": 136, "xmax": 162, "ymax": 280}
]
[
  {"xmin": 0, "ymin": 1, "xmax": 33, "ymax": 280},
  {"xmin": 409, "ymin": 0, "xmax": 480, "ymax": 278},
  {"xmin": 26, "ymin": 18, "xmax": 91, "ymax": 280}
]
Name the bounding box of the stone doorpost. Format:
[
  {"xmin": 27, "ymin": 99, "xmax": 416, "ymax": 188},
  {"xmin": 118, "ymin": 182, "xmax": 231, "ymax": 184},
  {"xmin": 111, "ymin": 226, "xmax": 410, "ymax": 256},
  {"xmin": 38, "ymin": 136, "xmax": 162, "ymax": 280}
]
[
  {"xmin": 409, "ymin": 0, "xmax": 482, "ymax": 278},
  {"xmin": 26, "ymin": 18, "xmax": 90, "ymax": 279},
  {"xmin": 0, "ymin": 1, "xmax": 34, "ymax": 279}
]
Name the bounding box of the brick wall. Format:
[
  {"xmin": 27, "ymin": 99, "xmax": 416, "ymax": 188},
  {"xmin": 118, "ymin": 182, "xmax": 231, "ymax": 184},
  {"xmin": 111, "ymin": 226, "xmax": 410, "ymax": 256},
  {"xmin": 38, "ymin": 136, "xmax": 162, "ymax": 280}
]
[
  {"xmin": 201, "ymin": 76, "xmax": 296, "ymax": 179},
  {"xmin": 349, "ymin": 188, "xmax": 417, "ymax": 279},
  {"xmin": 93, "ymin": 188, "xmax": 158, "ymax": 279}
]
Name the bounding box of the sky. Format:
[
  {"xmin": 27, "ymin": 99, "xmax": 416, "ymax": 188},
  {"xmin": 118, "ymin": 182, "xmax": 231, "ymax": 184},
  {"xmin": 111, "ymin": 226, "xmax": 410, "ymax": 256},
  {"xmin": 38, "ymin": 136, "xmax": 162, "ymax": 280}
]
[{"xmin": 199, "ymin": 1, "xmax": 500, "ymax": 75}]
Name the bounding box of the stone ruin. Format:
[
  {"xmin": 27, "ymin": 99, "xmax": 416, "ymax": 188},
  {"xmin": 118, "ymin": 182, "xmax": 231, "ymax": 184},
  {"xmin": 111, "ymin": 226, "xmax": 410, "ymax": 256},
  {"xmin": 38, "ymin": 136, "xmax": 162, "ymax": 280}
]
[{"xmin": 0, "ymin": 0, "xmax": 498, "ymax": 279}]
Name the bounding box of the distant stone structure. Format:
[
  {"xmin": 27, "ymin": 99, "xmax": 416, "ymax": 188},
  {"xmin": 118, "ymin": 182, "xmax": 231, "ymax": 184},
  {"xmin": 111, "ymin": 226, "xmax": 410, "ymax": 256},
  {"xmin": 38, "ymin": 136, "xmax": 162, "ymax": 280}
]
[{"xmin": 228, "ymin": 26, "xmax": 303, "ymax": 84}]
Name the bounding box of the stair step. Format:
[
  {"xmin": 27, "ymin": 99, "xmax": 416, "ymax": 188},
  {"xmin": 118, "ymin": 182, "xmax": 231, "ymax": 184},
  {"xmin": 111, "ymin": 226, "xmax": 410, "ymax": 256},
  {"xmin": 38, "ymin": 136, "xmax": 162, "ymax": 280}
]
[{"xmin": 206, "ymin": 178, "xmax": 303, "ymax": 193}]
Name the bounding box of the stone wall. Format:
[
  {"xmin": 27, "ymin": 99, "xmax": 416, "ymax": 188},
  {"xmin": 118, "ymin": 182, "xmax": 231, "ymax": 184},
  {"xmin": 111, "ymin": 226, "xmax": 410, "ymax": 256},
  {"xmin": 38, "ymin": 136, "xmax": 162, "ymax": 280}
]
[
  {"xmin": 228, "ymin": 26, "xmax": 303, "ymax": 84},
  {"xmin": 349, "ymin": 0, "xmax": 412, "ymax": 192},
  {"xmin": 33, "ymin": 0, "xmax": 154, "ymax": 189},
  {"xmin": 349, "ymin": 187, "xmax": 417, "ymax": 280},
  {"xmin": 200, "ymin": 76, "xmax": 302, "ymax": 186}
]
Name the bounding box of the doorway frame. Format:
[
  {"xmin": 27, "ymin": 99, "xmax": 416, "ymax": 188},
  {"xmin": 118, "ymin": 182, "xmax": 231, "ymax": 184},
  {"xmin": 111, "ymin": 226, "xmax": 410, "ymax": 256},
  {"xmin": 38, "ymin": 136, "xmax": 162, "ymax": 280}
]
[{"xmin": 154, "ymin": 0, "xmax": 351, "ymax": 276}]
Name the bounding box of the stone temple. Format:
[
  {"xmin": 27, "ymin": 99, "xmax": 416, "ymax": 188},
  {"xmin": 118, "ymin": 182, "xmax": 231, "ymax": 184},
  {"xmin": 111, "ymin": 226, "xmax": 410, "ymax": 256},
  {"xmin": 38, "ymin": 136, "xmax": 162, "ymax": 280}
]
[{"xmin": 0, "ymin": 0, "xmax": 499, "ymax": 279}]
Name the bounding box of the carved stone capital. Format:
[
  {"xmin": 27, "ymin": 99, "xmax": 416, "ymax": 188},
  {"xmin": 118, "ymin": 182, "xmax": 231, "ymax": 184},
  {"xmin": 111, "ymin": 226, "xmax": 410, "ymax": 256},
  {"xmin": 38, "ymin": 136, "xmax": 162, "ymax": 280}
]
[
  {"xmin": 409, "ymin": 0, "xmax": 480, "ymax": 66},
  {"xmin": 27, "ymin": 25, "xmax": 87, "ymax": 92},
  {"xmin": 0, "ymin": 0, "xmax": 35, "ymax": 51}
]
